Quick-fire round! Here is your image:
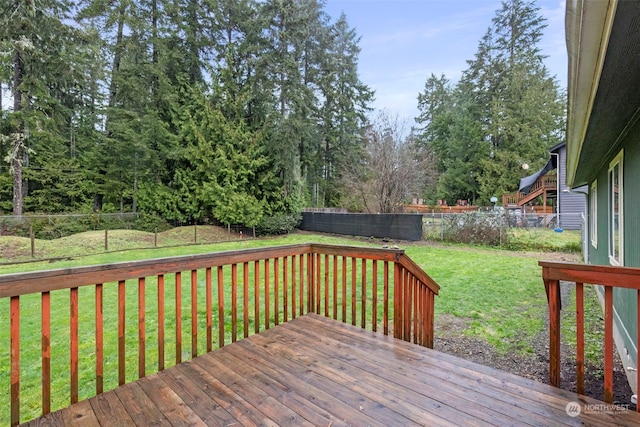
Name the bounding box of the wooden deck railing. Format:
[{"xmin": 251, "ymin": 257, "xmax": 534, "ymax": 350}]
[
  {"xmin": 503, "ymin": 173, "xmax": 557, "ymax": 207},
  {"xmin": 540, "ymin": 261, "xmax": 640, "ymax": 407},
  {"xmin": 0, "ymin": 243, "xmax": 439, "ymax": 426}
]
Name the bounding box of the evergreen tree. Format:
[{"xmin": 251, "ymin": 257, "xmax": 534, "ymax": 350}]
[
  {"xmin": 417, "ymin": 0, "xmax": 565, "ymax": 204},
  {"xmin": 315, "ymin": 14, "xmax": 373, "ymax": 207},
  {"xmin": 1, "ymin": 0, "xmax": 99, "ymax": 214}
]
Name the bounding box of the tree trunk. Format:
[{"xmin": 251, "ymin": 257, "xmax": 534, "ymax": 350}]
[{"xmin": 12, "ymin": 46, "xmax": 24, "ymax": 216}]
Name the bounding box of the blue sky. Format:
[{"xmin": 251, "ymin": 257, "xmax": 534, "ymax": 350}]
[{"xmin": 323, "ymin": 0, "xmax": 567, "ymax": 122}]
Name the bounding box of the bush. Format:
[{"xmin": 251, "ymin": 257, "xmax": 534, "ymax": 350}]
[
  {"xmin": 441, "ymin": 211, "xmax": 507, "ymax": 246},
  {"xmin": 255, "ymin": 213, "xmax": 301, "ymax": 236},
  {"xmin": 134, "ymin": 214, "xmax": 172, "ymax": 233}
]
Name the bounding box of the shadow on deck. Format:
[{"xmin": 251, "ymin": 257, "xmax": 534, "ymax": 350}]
[{"xmin": 26, "ymin": 314, "xmax": 640, "ymax": 426}]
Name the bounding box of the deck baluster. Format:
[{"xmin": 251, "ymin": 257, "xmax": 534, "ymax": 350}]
[
  {"xmin": 217, "ymin": 266, "xmax": 224, "ymax": 348},
  {"xmin": 274, "ymin": 257, "xmax": 280, "ymax": 326},
  {"xmin": 1, "ymin": 243, "xmax": 439, "ymax": 425},
  {"xmin": 175, "ymin": 272, "xmax": 182, "ymax": 363},
  {"xmin": 576, "ymin": 282, "xmax": 584, "ymax": 395},
  {"xmin": 254, "ymin": 260, "xmax": 260, "ymax": 334},
  {"xmin": 118, "ymin": 280, "xmax": 126, "ymax": 385},
  {"xmin": 42, "ymin": 291, "xmax": 51, "ymax": 413},
  {"xmin": 95, "ymin": 285, "xmax": 103, "ymax": 393},
  {"xmin": 361, "ymin": 259, "xmax": 367, "ymax": 330},
  {"xmin": 191, "ymin": 270, "xmax": 197, "ymax": 357},
  {"xmin": 604, "ymin": 286, "xmax": 613, "ymax": 403},
  {"xmin": 158, "ymin": 274, "xmax": 165, "ymax": 369},
  {"xmin": 243, "ymin": 262, "xmax": 249, "ymax": 338},
  {"xmin": 231, "ymin": 264, "xmax": 237, "ymax": 343},
  {"xmin": 372, "ymin": 261, "xmax": 377, "ymax": 333},
  {"xmin": 10, "ymin": 296, "xmax": 19, "ymax": 427},
  {"xmin": 138, "ymin": 277, "xmax": 146, "ymax": 378},
  {"xmin": 264, "ymin": 260, "xmax": 270, "ymax": 329},
  {"xmin": 204, "ymin": 269, "xmax": 211, "ymax": 352}
]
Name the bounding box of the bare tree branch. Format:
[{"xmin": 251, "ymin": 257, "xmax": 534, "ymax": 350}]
[{"xmin": 340, "ymin": 111, "xmax": 437, "ymax": 213}]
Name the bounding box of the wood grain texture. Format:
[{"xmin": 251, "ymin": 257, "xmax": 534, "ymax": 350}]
[{"xmin": 25, "ymin": 315, "xmax": 640, "ymax": 427}]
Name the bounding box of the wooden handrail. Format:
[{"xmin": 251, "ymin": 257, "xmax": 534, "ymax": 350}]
[
  {"xmin": 1, "ymin": 243, "xmax": 439, "ymax": 426},
  {"xmin": 539, "ymin": 260, "xmax": 640, "ymax": 408},
  {"xmin": 503, "ymin": 172, "xmax": 558, "ymax": 207}
]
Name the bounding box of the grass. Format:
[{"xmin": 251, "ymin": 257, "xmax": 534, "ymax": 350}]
[
  {"xmin": 0, "ymin": 227, "xmax": 581, "ymax": 424},
  {"xmin": 505, "ymin": 228, "xmax": 582, "ymax": 252}
]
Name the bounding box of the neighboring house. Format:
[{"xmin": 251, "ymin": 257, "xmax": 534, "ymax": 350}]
[
  {"xmin": 550, "ymin": 143, "xmax": 587, "ymax": 230},
  {"xmin": 502, "ymin": 142, "xmax": 586, "ymax": 230},
  {"xmin": 566, "ymin": 0, "xmax": 639, "ymax": 383}
]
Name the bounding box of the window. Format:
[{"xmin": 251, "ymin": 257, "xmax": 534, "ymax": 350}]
[
  {"xmin": 608, "ymin": 150, "xmax": 624, "ymax": 265},
  {"xmin": 590, "ymin": 180, "xmax": 597, "ymax": 248}
]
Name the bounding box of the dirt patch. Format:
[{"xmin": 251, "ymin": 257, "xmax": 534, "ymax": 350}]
[{"xmin": 434, "ymin": 311, "xmax": 636, "ymax": 408}]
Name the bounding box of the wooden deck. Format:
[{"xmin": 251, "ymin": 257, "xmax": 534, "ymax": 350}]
[{"xmin": 24, "ymin": 314, "xmax": 640, "ymax": 427}]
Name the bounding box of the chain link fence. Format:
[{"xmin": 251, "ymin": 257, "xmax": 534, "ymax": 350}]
[
  {"xmin": 0, "ymin": 214, "xmax": 253, "ymax": 263},
  {"xmin": 423, "ymin": 210, "xmax": 584, "ymax": 251}
]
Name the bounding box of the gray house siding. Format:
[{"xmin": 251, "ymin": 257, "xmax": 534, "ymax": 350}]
[{"xmin": 553, "ymin": 144, "xmax": 586, "ymax": 230}]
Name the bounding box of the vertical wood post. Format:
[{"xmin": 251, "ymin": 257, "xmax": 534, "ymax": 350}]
[
  {"xmin": 70, "ymin": 288, "xmax": 79, "ymax": 404},
  {"xmin": 394, "ymin": 263, "xmax": 401, "ymax": 340},
  {"xmin": 118, "ymin": 280, "xmax": 126, "ymax": 385},
  {"xmin": 604, "ymin": 286, "xmax": 613, "ymax": 403},
  {"xmin": 138, "ymin": 278, "xmax": 146, "ymax": 379},
  {"xmin": 190, "ymin": 270, "xmax": 197, "ymax": 355},
  {"xmin": 175, "ymin": 272, "xmax": 182, "ymax": 362},
  {"xmin": 545, "ymin": 276, "xmax": 561, "ymax": 387},
  {"xmin": 11, "ymin": 296, "xmax": 20, "ymax": 427},
  {"xmin": 158, "ymin": 275, "xmax": 165, "ymax": 370},
  {"xmin": 104, "ymin": 229, "xmax": 108, "ymax": 251},
  {"xmin": 42, "ymin": 291, "xmax": 51, "ymax": 413},
  {"xmin": 95, "ymin": 285, "xmax": 103, "ymax": 394},
  {"xmin": 576, "ymin": 282, "xmax": 584, "ymax": 395}
]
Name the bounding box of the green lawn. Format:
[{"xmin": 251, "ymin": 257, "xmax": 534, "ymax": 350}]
[{"xmin": 0, "ymin": 230, "xmax": 575, "ymax": 424}]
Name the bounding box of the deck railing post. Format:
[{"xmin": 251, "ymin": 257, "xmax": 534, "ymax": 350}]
[
  {"xmin": 544, "ymin": 275, "xmax": 561, "ymax": 388},
  {"xmin": 10, "ymin": 296, "xmax": 20, "ymax": 427},
  {"xmin": 1, "ymin": 243, "xmax": 440, "ymax": 424}
]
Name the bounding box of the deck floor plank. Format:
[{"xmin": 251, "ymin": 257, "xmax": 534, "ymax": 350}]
[
  {"xmin": 87, "ymin": 390, "xmax": 136, "ymax": 427},
  {"xmin": 191, "ymin": 352, "xmax": 315, "ymax": 427},
  {"xmin": 222, "ymin": 339, "xmax": 386, "ymax": 427},
  {"xmin": 213, "ymin": 348, "xmax": 350, "ymax": 427},
  {"xmin": 23, "ymin": 314, "xmax": 640, "ymax": 427},
  {"xmin": 245, "ymin": 325, "xmax": 491, "ymax": 426},
  {"xmin": 296, "ymin": 314, "xmax": 637, "ymax": 427},
  {"xmin": 236, "ymin": 333, "xmax": 419, "ymax": 426},
  {"xmin": 112, "ymin": 381, "xmax": 170, "ymax": 426},
  {"xmin": 136, "ymin": 374, "xmax": 206, "ymax": 427},
  {"xmin": 288, "ymin": 315, "xmax": 572, "ymax": 426},
  {"xmin": 280, "ymin": 318, "xmax": 537, "ymax": 426},
  {"xmin": 158, "ymin": 363, "xmax": 235, "ymax": 427}
]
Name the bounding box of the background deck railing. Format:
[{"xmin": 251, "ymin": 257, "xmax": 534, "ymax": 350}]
[
  {"xmin": 503, "ymin": 173, "xmax": 558, "ymax": 207},
  {"xmin": 540, "ymin": 260, "xmax": 639, "ymax": 408},
  {"xmin": 0, "ymin": 243, "xmax": 439, "ymax": 426}
]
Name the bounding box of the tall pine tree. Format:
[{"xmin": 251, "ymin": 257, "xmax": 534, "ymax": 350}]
[{"xmin": 417, "ymin": 0, "xmax": 564, "ymax": 204}]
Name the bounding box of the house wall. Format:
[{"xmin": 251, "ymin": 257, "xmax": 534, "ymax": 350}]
[
  {"xmin": 588, "ymin": 120, "xmax": 640, "ymax": 370},
  {"xmin": 556, "ymin": 145, "xmax": 586, "ymax": 230}
]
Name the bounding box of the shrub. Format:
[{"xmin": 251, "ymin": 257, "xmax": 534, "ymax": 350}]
[
  {"xmin": 134, "ymin": 214, "xmax": 172, "ymax": 233},
  {"xmin": 255, "ymin": 213, "xmax": 301, "ymax": 236},
  {"xmin": 441, "ymin": 211, "xmax": 507, "ymax": 246}
]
